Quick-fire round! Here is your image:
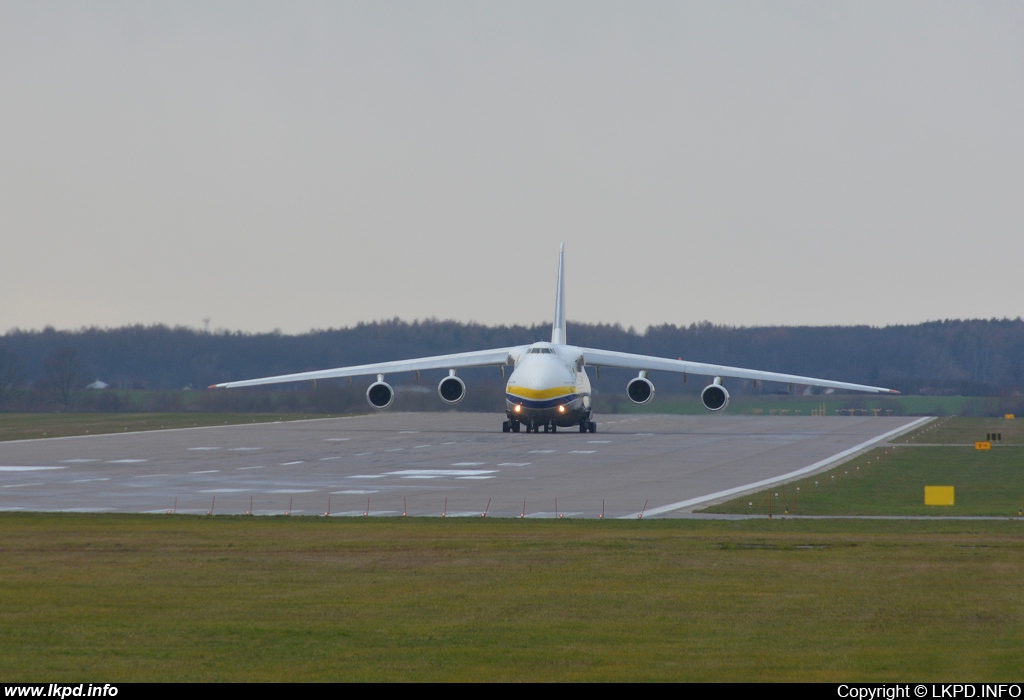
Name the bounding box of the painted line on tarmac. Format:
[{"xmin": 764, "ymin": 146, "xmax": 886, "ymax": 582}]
[{"xmin": 626, "ymin": 416, "xmax": 933, "ymax": 519}]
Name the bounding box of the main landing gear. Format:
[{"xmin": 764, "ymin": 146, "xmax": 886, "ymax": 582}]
[{"xmin": 503, "ymin": 419, "xmax": 596, "ymax": 433}]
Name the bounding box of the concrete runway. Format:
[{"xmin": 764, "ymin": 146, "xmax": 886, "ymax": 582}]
[{"xmin": 0, "ymin": 413, "xmax": 926, "ymax": 518}]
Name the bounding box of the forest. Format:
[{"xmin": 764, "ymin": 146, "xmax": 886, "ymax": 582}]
[{"xmin": 0, "ymin": 318, "xmax": 1021, "ymax": 413}]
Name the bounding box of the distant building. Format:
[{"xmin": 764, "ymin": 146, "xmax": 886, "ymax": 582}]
[{"xmin": 86, "ymin": 379, "xmax": 109, "ymax": 390}]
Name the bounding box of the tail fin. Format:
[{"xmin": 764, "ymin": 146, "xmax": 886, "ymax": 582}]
[{"xmin": 551, "ymin": 243, "xmax": 566, "ymax": 344}]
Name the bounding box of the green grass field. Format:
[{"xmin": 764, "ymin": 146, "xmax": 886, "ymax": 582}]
[
  {"xmin": 1, "ymin": 514, "xmax": 1022, "ymax": 681},
  {"xmin": 618, "ymin": 394, "xmax": 995, "ymax": 416},
  {"xmin": 0, "ymin": 413, "xmax": 335, "ymax": 442},
  {"xmin": 704, "ymin": 417, "xmax": 1024, "ymax": 517}
]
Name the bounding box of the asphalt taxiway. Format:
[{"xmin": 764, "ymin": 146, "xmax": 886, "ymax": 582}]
[{"xmin": 0, "ymin": 413, "xmax": 927, "ymax": 518}]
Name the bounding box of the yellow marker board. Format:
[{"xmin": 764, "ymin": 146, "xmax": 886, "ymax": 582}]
[
  {"xmin": 975, "ymin": 441, "xmax": 991, "ymax": 451},
  {"xmin": 1006, "ymin": 414, "xmax": 1016, "ymax": 420},
  {"xmin": 925, "ymin": 486, "xmax": 955, "ymax": 506}
]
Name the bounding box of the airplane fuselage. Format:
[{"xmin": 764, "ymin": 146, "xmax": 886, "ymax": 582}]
[{"xmin": 504, "ymin": 342, "xmax": 592, "ymax": 430}]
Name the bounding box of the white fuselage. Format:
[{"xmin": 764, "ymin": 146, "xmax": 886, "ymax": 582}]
[{"xmin": 504, "ymin": 342, "xmax": 592, "ymax": 428}]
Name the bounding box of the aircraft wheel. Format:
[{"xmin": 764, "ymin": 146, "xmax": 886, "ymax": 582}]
[
  {"xmin": 551, "ymin": 424, "xmax": 557, "ymax": 433},
  {"xmin": 588, "ymin": 421, "xmax": 597, "ymax": 433},
  {"xmin": 502, "ymin": 421, "xmax": 510, "ymax": 433},
  {"xmin": 543, "ymin": 423, "xmax": 550, "ymax": 433},
  {"xmin": 512, "ymin": 421, "xmax": 521, "ymax": 433},
  {"xmin": 579, "ymin": 423, "xmax": 587, "ymax": 433}
]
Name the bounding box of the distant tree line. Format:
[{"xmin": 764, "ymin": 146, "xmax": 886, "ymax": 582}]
[{"xmin": 0, "ymin": 318, "xmax": 1022, "ymax": 412}]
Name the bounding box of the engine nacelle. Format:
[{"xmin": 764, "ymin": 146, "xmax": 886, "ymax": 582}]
[
  {"xmin": 626, "ymin": 376, "xmax": 655, "ymax": 405},
  {"xmin": 701, "ymin": 383, "xmax": 730, "ymax": 411},
  {"xmin": 438, "ymin": 375, "xmax": 466, "ymax": 404},
  {"xmin": 366, "ymin": 381, "xmax": 395, "ymax": 409}
]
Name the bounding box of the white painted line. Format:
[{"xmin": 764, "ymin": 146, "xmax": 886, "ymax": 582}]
[
  {"xmin": 350, "ymin": 474, "xmax": 387, "ymax": 479},
  {"xmin": 0, "ymin": 466, "xmax": 64, "ymax": 472},
  {"xmin": 267, "ymin": 489, "xmax": 317, "ymax": 494},
  {"xmin": 457, "ymin": 476, "xmax": 495, "ymax": 480},
  {"xmin": 61, "ymin": 459, "xmax": 99, "ymax": 463},
  {"xmin": 498, "ymin": 462, "xmax": 530, "ymax": 467},
  {"xmin": 110, "ymin": 459, "xmax": 147, "ymax": 463},
  {"xmin": 281, "ymin": 461, "xmax": 305, "ymax": 465},
  {"xmin": 331, "ymin": 490, "xmax": 378, "ymax": 495},
  {"xmin": 569, "ymin": 450, "xmax": 595, "ymax": 454},
  {"xmin": 324, "ymin": 438, "xmax": 351, "ymax": 442},
  {"xmin": 236, "ymin": 466, "xmax": 265, "ymax": 470},
  {"xmin": 529, "ymin": 450, "xmax": 556, "ymax": 454},
  {"xmin": 188, "ymin": 447, "xmax": 221, "ymax": 451},
  {"xmin": 414, "ymin": 444, "xmax": 432, "ymax": 449},
  {"xmin": 200, "ymin": 489, "xmax": 248, "ymax": 493},
  {"xmin": 228, "ymin": 447, "xmax": 262, "ymax": 451},
  {"xmin": 386, "ymin": 448, "xmax": 404, "ymax": 452},
  {"xmin": 588, "ymin": 440, "xmax": 611, "ymax": 444},
  {"xmin": 1, "ymin": 483, "xmax": 44, "ymax": 488},
  {"xmin": 451, "ymin": 461, "xmax": 485, "ymax": 466},
  {"xmin": 134, "ymin": 473, "xmax": 169, "ymax": 478},
  {"xmin": 354, "ymin": 452, "xmax": 373, "ymax": 456},
  {"xmin": 628, "ymin": 417, "xmax": 934, "ymax": 518},
  {"xmin": 189, "ymin": 470, "xmax": 220, "ymax": 474},
  {"xmin": 387, "ymin": 469, "xmax": 497, "ymax": 477},
  {"xmin": 319, "ymin": 456, "xmax": 342, "ymax": 461},
  {"xmin": 72, "ymin": 478, "xmax": 110, "ymax": 483},
  {"xmin": 399, "ymin": 431, "xmax": 420, "ymax": 434}
]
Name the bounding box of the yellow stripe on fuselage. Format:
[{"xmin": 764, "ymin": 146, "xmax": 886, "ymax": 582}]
[{"xmin": 506, "ymin": 385, "xmax": 577, "ymax": 400}]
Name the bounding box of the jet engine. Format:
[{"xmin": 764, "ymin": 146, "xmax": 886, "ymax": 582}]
[
  {"xmin": 366, "ymin": 380, "xmax": 395, "ymax": 409},
  {"xmin": 701, "ymin": 381, "xmax": 730, "ymax": 411},
  {"xmin": 438, "ymin": 373, "xmax": 466, "ymax": 404},
  {"xmin": 626, "ymin": 374, "xmax": 655, "ymax": 405}
]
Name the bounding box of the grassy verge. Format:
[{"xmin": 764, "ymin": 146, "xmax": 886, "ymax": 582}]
[
  {"xmin": 0, "ymin": 514, "xmax": 1022, "ymax": 681},
  {"xmin": 618, "ymin": 394, "xmax": 993, "ymax": 416},
  {"xmin": 703, "ymin": 417, "xmax": 1024, "ymax": 517},
  {"xmin": 0, "ymin": 413, "xmax": 344, "ymax": 442}
]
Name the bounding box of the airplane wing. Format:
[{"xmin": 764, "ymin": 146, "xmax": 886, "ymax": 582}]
[
  {"xmin": 577, "ymin": 347, "xmax": 899, "ymax": 395},
  {"xmin": 209, "ymin": 347, "xmax": 524, "ymax": 389}
]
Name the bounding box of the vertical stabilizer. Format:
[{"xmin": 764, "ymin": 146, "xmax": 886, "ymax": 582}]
[{"xmin": 551, "ymin": 243, "xmax": 566, "ymax": 345}]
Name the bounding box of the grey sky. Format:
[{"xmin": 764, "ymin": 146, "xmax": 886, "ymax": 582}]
[{"xmin": 2, "ymin": 2, "xmax": 1022, "ymax": 334}]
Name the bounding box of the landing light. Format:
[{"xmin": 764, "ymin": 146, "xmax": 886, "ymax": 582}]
[
  {"xmin": 514, "ymin": 404, "xmax": 522, "ymax": 413},
  {"xmin": 558, "ymin": 405, "xmax": 565, "ymax": 413}
]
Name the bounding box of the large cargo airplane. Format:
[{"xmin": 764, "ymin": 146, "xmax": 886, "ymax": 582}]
[{"xmin": 210, "ymin": 244, "xmax": 897, "ymax": 433}]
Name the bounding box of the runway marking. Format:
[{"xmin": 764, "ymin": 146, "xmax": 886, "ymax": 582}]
[
  {"xmin": 236, "ymin": 466, "xmax": 265, "ymax": 470},
  {"xmin": 414, "ymin": 445, "xmax": 432, "ymax": 449},
  {"xmin": 588, "ymin": 440, "xmax": 611, "ymax": 444},
  {"xmin": 529, "ymin": 450, "xmax": 556, "ymax": 454},
  {"xmin": 331, "ymin": 490, "xmax": 378, "ymax": 494},
  {"xmin": 110, "ymin": 459, "xmax": 147, "ymax": 463},
  {"xmin": 188, "ymin": 447, "xmax": 220, "ymax": 451},
  {"xmin": 451, "ymin": 462, "xmax": 485, "ymax": 466},
  {"xmin": 319, "ymin": 456, "xmax": 342, "ymax": 461},
  {"xmin": 442, "ymin": 442, "xmax": 456, "ymax": 445},
  {"xmin": 200, "ymin": 489, "xmax": 248, "ymax": 493},
  {"xmin": 1, "ymin": 483, "xmax": 44, "ymax": 488},
  {"xmin": 354, "ymin": 452, "xmax": 373, "ymax": 456},
  {"xmin": 189, "ymin": 470, "xmax": 220, "ymax": 474},
  {"xmin": 634, "ymin": 433, "xmax": 654, "ymax": 436},
  {"xmin": 457, "ymin": 476, "xmax": 495, "ymax": 480},
  {"xmin": 61, "ymin": 459, "xmax": 99, "ymax": 463},
  {"xmin": 324, "ymin": 438, "xmax": 351, "ymax": 442},
  {"xmin": 498, "ymin": 462, "xmax": 530, "ymax": 467},
  {"xmin": 569, "ymin": 450, "xmax": 595, "ymax": 454},
  {"xmin": 386, "ymin": 469, "xmax": 497, "ymax": 479},
  {"xmin": 282, "ymin": 461, "xmax": 305, "ymax": 465},
  {"xmin": 399, "ymin": 431, "xmax": 420, "ymax": 434},
  {"xmin": 268, "ymin": 489, "xmax": 317, "ymax": 494},
  {"xmin": 72, "ymin": 478, "xmax": 110, "ymax": 483},
  {"xmin": 386, "ymin": 448, "xmax": 404, "ymax": 452},
  {"xmin": 350, "ymin": 475, "xmax": 387, "ymax": 479},
  {"xmin": 134, "ymin": 473, "xmax": 169, "ymax": 478},
  {"xmin": 228, "ymin": 447, "xmax": 262, "ymax": 451},
  {"xmin": 0, "ymin": 466, "xmax": 65, "ymax": 472},
  {"xmin": 628, "ymin": 417, "xmax": 934, "ymax": 518}
]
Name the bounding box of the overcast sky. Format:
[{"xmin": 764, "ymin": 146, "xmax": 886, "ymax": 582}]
[{"xmin": 2, "ymin": 2, "xmax": 1021, "ymax": 334}]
